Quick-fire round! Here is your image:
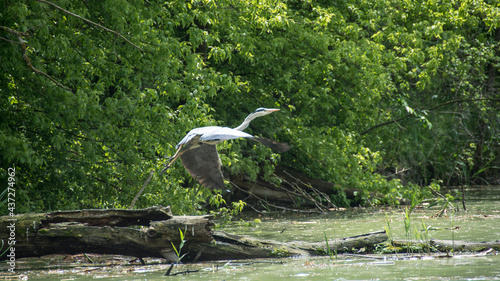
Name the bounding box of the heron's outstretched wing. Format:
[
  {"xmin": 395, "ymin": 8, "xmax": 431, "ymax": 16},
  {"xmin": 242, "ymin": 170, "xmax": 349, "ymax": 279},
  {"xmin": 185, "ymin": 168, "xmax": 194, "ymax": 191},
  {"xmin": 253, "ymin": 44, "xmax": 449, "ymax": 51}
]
[
  {"xmin": 192, "ymin": 127, "xmax": 291, "ymax": 153},
  {"xmin": 179, "ymin": 143, "xmax": 225, "ymax": 190},
  {"xmin": 175, "ymin": 126, "xmax": 289, "ymax": 190},
  {"xmin": 177, "ymin": 127, "xmax": 254, "ymax": 148},
  {"xmin": 253, "ymin": 138, "xmax": 291, "ymax": 152},
  {"xmin": 198, "ymin": 127, "xmax": 254, "ymax": 142}
]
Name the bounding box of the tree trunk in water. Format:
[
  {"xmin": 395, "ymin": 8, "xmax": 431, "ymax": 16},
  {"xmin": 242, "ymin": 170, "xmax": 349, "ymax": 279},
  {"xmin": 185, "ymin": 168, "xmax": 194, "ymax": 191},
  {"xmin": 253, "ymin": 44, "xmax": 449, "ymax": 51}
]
[
  {"xmin": 1, "ymin": 207, "xmax": 387, "ymax": 262},
  {"xmin": 392, "ymin": 239, "xmax": 500, "ymax": 252},
  {"xmin": 199, "ymin": 230, "xmax": 388, "ymax": 260},
  {"xmin": 0, "ymin": 207, "xmax": 213, "ymax": 262}
]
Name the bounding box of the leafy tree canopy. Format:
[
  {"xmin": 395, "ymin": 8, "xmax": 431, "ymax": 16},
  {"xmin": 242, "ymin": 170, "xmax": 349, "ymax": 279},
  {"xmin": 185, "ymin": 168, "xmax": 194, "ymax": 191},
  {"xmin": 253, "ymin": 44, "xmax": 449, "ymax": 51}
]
[{"xmin": 1, "ymin": 0, "xmax": 499, "ymax": 214}]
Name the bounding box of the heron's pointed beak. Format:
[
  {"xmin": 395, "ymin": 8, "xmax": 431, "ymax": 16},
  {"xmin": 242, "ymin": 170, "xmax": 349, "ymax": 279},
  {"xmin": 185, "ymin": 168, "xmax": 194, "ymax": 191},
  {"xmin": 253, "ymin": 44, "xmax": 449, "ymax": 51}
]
[{"xmin": 265, "ymin": 108, "xmax": 280, "ymax": 112}]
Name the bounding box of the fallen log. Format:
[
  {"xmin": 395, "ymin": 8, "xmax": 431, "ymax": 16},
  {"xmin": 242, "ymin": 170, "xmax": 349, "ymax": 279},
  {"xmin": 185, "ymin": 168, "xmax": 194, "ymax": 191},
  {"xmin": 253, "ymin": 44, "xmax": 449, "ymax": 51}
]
[
  {"xmin": 195, "ymin": 230, "xmax": 389, "ymax": 260},
  {"xmin": 392, "ymin": 239, "xmax": 500, "ymax": 252},
  {"xmin": 231, "ymin": 166, "xmax": 379, "ymax": 210},
  {"xmin": 45, "ymin": 207, "xmax": 174, "ymax": 226},
  {"xmin": 0, "ymin": 207, "xmax": 214, "ymax": 262},
  {"xmin": 1, "ymin": 207, "xmax": 387, "ymax": 262}
]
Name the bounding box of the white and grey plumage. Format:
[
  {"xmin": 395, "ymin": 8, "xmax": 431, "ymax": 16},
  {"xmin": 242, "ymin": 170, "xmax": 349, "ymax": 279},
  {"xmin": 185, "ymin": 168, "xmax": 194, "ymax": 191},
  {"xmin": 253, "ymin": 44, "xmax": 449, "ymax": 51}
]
[{"xmin": 162, "ymin": 108, "xmax": 290, "ymax": 190}]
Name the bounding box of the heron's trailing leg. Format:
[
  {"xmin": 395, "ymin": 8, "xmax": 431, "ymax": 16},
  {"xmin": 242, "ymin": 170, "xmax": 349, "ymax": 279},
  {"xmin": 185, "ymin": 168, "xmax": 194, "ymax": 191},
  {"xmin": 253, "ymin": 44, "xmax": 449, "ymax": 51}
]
[
  {"xmin": 129, "ymin": 145, "xmax": 186, "ymax": 208},
  {"xmin": 161, "ymin": 144, "xmax": 184, "ymax": 174}
]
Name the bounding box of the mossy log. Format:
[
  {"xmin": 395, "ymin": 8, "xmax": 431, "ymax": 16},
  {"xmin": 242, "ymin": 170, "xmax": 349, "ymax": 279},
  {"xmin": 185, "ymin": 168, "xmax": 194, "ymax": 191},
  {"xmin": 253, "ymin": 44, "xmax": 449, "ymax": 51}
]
[
  {"xmin": 1, "ymin": 207, "xmax": 387, "ymax": 262},
  {"xmin": 197, "ymin": 230, "xmax": 389, "ymax": 260},
  {"xmin": 0, "ymin": 207, "xmax": 213, "ymax": 262},
  {"xmin": 392, "ymin": 239, "xmax": 500, "ymax": 252}
]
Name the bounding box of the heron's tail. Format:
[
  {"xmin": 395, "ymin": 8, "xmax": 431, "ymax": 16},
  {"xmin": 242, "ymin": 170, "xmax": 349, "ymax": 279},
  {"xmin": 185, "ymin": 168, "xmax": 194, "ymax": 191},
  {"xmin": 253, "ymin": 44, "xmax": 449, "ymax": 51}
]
[{"xmin": 254, "ymin": 138, "xmax": 291, "ymax": 153}]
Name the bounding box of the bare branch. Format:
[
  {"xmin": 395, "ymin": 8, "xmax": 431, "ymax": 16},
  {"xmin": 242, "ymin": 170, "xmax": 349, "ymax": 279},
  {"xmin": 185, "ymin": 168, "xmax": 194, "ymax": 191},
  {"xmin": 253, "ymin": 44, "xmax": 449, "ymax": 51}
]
[
  {"xmin": 0, "ymin": 36, "xmax": 21, "ymax": 44},
  {"xmin": 129, "ymin": 170, "xmax": 155, "ymax": 209},
  {"xmin": 360, "ymin": 98, "xmax": 500, "ymax": 135},
  {"xmin": 230, "ymin": 182, "xmax": 324, "ymax": 214},
  {"xmin": 1, "ymin": 26, "xmax": 73, "ymax": 91},
  {"xmin": 35, "ymin": 0, "xmax": 144, "ymax": 52},
  {"xmin": 0, "ymin": 26, "xmax": 29, "ymax": 37}
]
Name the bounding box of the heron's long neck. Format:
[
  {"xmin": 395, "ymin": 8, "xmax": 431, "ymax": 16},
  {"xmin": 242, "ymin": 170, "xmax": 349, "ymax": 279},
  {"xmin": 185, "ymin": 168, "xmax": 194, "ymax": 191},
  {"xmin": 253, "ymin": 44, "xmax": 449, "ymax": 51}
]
[{"xmin": 234, "ymin": 114, "xmax": 258, "ymax": 131}]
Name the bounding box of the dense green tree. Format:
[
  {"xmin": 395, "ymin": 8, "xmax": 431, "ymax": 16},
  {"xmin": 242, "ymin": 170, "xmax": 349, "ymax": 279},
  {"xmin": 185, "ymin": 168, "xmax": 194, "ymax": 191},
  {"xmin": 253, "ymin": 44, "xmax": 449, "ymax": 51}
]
[{"xmin": 1, "ymin": 0, "xmax": 499, "ymax": 214}]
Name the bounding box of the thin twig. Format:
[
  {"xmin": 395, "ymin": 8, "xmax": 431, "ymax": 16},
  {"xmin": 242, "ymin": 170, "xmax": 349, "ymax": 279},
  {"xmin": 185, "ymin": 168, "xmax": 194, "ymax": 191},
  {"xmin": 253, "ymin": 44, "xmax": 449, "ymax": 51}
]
[
  {"xmin": 230, "ymin": 182, "xmax": 323, "ymax": 214},
  {"xmin": 0, "ymin": 36, "xmax": 21, "ymax": 44},
  {"xmin": 282, "ymin": 170, "xmax": 336, "ymax": 208},
  {"xmin": 130, "ymin": 143, "xmax": 184, "ymax": 209},
  {"xmin": 129, "ymin": 169, "xmax": 155, "ymax": 209},
  {"xmin": 274, "ymin": 174, "xmax": 327, "ymax": 211},
  {"xmin": 0, "ymin": 26, "xmax": 29, "ymax": 37},
  {"xmin": 427, "ymin": 184, "xmax": 458, "ymax": 212},
  {"xmin": 0, "ymin": 26, "xmax": 72, "ymax": 91},
  {"xmin": 192, "ymin": 247, "xmax": 205, "ymax": 263},
  {"xmin": 164, "ymin": 263, "xmax": 175, "ymax": 276},
  {"xmin": 35, "ymin": 0, "xmax": 144, "ymax": 52}
]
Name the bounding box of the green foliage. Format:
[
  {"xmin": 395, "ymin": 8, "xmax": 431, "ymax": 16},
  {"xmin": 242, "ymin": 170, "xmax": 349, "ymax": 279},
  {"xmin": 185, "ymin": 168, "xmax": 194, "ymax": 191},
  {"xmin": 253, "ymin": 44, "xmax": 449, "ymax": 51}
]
[
  {"xmin": 0, "ymin": 0, "xmax": 231, "ymax": 214},
  {"xmin": 359, "ymin": 0, "xmax": 500, "ymax": 186},
  {"xmin": 403, "ymin": 206, "xmax": 413, "ymax": 254},
  {"xmin": 418, "ymin": 220, "xmax": 431, "ymax": 255},
  {"xmin": 0, "ymin": 239, "xmax": 12, "ymax": 258},
  {"xmin": 210, "ymin": 198, "xmax": 247, "ymax": 226},
  {"xmin": 323, "ymin": 231, "xmax": 337, "ymax": 260},
  {"xmin": 1, "ymin": 0, "xmax": 499, "ymax": 214},
  {"xmin": 171, "ymin": 228, "xmax": 188, "ymax": 263},
  {"xmin": 384, "ymin": 213, "xmax": 393, "ymax": 244}
]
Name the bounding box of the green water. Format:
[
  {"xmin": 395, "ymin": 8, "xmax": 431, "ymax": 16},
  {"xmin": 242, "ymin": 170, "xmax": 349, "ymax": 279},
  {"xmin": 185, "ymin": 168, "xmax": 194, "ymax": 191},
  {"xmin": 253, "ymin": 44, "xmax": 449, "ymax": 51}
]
[
  {"xmin": 56, "ymin": 255, "xmax": 499, "ymax": 281},
  {"xmin": 2, "ymin": 186, "xmax": 500, "ymax": 280},
  {"xmin": 224, "ymin": 186, "xmax": 500, "ymax": 243}
]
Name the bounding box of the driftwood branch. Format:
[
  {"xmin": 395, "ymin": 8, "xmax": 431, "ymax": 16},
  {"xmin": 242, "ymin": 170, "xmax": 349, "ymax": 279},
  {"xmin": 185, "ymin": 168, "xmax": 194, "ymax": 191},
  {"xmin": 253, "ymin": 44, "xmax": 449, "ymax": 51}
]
[
  {"xmin": 45, "ymin": 207, "xmax": 173, "ymax": 226},
  {"xmin": 231, "ymin": 181, "xmax": 325, "ymax": 214},
  {"xmin": 35, "ymin": 0, "xmax": 144, "ymax": 52},
  {"xmin": 392, "ymin": 238, "xmax": 500, "ymax": 252}
]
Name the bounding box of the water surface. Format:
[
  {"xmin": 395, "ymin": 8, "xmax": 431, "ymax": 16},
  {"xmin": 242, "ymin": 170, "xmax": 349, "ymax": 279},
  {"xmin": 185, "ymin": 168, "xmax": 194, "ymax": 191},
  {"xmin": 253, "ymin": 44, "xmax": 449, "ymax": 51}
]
[{"xmin": 2, "ymin": 186, "xmax": 499, "ymax": 280}]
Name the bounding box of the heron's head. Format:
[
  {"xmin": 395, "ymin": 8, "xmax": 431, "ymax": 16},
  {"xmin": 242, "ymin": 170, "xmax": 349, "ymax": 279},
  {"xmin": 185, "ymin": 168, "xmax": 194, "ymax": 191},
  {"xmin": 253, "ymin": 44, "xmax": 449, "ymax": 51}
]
[
  {"xmin": 251, "ymin": 108, "xmax": 280, "ymax": 118},
  {"xmin": 235, "ymin": 108, "xmax": 281, "ymax": 131}
]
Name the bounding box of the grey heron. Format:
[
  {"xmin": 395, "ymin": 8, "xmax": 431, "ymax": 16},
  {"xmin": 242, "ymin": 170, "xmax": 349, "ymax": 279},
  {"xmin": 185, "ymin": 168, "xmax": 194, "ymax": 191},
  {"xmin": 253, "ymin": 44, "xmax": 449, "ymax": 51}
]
[{"xmin": 162, "ymin": 108, "xmax": 290, "ymax": 190}]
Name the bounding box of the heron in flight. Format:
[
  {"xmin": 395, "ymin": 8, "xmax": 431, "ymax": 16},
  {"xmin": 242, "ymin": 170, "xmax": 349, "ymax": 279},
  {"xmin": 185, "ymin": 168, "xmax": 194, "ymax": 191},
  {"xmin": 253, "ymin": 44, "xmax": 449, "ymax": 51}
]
[{"xmin": 162, "ymin": 108, "xmax": 290, "ymax": 190}]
